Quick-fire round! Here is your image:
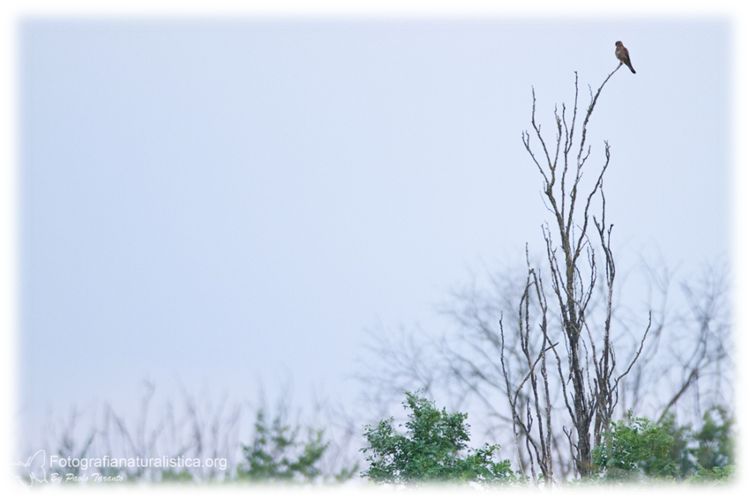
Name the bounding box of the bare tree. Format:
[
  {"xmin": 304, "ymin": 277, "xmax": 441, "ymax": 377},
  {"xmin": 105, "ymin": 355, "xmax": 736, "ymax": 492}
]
[{"xmin": 493, "ymin": 63, "xmax": 654, "ymax": 480}]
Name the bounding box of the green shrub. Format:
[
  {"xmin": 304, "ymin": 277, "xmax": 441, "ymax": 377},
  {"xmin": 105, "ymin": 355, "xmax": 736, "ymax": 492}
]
[
  {"xmin": 361, "ymin": 392, "xmax": 514, "ymax": 483},
  {"xmin": 237, "ymin": 409, "xmax": 356, "ymax": 483},
  {"xmin": 593, "ymin": 406, "xmax": 734, "ymax": 482}
]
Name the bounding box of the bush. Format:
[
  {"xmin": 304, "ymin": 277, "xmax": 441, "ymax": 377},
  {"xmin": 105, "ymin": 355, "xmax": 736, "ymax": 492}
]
[
  {"xmin": 593, "ymin": 406, "xmax": 733, "ymax": 482},
  {"xmin": 593, "ymin": 414, "xmax": 681, "ymax": 480},
  {"xmin": 237, "ymin": 409, "xmax": 356, "ymax": 483},
  {"xmin": 361, "ymin": 392, "xmax": 514, "ymax": 483}
]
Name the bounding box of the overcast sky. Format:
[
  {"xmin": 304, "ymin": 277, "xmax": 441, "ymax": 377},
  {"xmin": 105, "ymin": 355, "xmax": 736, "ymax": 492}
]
[{"xmin": 18, "ymin": 18, "xmax": 729, "ymax": 437}]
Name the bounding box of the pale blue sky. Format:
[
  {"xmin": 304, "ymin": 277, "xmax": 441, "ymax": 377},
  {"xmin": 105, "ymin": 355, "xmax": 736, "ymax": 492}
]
[{"xmin": 18, "ymin": 19, "xmax": 729, "ymax": 431}]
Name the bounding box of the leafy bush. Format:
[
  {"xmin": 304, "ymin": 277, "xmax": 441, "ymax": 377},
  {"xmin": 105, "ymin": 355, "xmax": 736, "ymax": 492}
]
[
  {"xmin": 692, "ymin": 406, "xmax": 733, "ymax": 471},
  {"xmin": 593, "ymin": 406, "xmax": 733, "ymax": 482},
  {"xmin": 593, "ymin": 415, "xmax": 680, "ymax": 480},
  {"xmin": 237, "ymin": 409, "xmax": 356, "ymax": 483},
  {"xmin": 361, "ymin": 392, "xmax": 514, "ymax": 483}
]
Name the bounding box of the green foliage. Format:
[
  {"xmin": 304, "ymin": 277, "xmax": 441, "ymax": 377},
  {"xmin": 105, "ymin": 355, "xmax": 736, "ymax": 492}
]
[
  {"xmin": 593, "ymin": 407, "xmax": 734, "ymax": 482},
  {"xmin": 690, "ymin": 464, "xmax": 735, "ymax": 483},
  {"xmin": 593, "ymin": 414, "xmax": 680, "ymax": 480},
  {"xmin": 361, "ymin": 392, "xmax": 514, "ymax": 484},
  {"xmin": 658, "ymin": 413, "xmax": 694, "ymax": 477},
  {"xmin": 237, "ymin": 409, "xmax": 354, "ymax": 483},
  {"xmin": 692, "ymin": 406, "xmax": 733, "ymax": 471},
  {"xmin": 159, "ymin": 469, "xmax": 194, "ymax": 483}
]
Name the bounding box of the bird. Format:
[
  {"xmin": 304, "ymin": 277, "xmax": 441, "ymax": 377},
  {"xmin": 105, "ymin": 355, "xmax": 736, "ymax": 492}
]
[{"xmin": 615, "ymin": 41, "xmax": 636, "ymax": 74}]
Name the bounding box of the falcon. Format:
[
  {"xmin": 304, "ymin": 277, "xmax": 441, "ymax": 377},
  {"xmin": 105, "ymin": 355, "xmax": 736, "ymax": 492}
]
[{"xmin": 615, "ymin": 41, "xmax": 636, "ymax": 74}]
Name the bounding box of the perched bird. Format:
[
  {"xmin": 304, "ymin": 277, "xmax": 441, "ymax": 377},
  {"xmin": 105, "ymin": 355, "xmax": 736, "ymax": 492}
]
[{"xmin": 615, "ymin": 41, "xmax": 636, "ymax": 74}]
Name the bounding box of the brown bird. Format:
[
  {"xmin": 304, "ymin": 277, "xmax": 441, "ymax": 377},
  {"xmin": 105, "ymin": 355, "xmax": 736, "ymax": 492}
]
[{"xmin": 615, "ymin": 41, "xmax": 636, "ymax": 74}]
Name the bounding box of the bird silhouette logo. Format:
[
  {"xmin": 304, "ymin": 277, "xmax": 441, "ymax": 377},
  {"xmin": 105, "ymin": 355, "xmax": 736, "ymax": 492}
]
[
  {"xmin": 615, "ymin": 41, "xmax": 636, "ymax": 74},
  {"xmin": 15, "ymin": 449, "xmax": 48, "ymax": 484}
]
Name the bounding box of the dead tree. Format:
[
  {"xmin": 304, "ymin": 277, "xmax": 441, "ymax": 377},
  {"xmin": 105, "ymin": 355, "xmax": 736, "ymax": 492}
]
[{"xmin": 502, "ymin": 64, "xmax": 651, "ymax": 480}]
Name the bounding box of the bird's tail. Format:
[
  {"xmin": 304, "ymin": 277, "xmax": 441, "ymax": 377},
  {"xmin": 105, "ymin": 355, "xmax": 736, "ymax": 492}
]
[{"xmin": 628, "ymin": 64, "xmax": 636, "ymax": 74}]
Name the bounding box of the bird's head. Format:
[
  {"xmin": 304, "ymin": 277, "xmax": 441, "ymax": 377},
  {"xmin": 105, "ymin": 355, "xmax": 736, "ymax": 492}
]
[{"xmin": 615, "ymin": 41, "xmax": 623, "ymax": 47}]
